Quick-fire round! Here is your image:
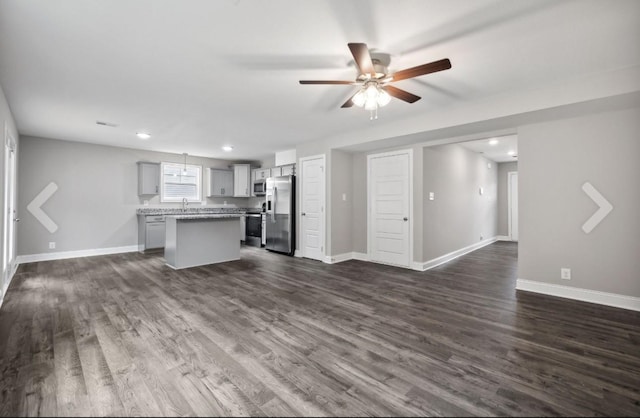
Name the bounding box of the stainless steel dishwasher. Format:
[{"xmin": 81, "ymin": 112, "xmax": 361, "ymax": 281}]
[{"xmin": 145, "ymin": 215, "xmax": 166, "ymax": 249}]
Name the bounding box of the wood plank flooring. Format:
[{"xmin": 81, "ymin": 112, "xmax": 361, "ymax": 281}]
[{"xmin": 1, "ymin": 242, "xmax": 639, "ymax": 416}]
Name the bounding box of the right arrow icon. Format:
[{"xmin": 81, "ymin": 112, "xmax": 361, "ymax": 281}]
[{"xmin": 581, "ymin": 182, "xmax": 613, "ymax": 234}]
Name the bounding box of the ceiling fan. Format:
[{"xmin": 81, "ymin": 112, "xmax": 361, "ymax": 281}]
[{"xmin": 299, "ymin": 43, "xmax": 452, "ymax": 119}]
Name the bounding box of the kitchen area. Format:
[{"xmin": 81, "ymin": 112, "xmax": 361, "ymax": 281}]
[{"xmin": 136, "ymin": 155, "xmax": 295, "ymax": 269}]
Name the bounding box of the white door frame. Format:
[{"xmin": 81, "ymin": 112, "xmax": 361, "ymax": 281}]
[
  {"xmin": 2, "ymin": 122, "xmax": 17, "ymax": 299},
  {"xmin": 298, "ymin": 154, "xmax": 326, "ymax": 260},
  {"xmin": 367, "ymin": 148, "xmax": 413, "ymax": 268},
  {"xmin": 507, "ymin": 171, "xmax": 518, "ymax": 241}
]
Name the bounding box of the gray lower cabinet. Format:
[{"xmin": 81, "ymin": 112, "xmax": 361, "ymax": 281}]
[
  {"xmin": 137, "ymin": 161, "xmax": 160, "ymax": 195},
  {"xmin": 138, "ymin": 215, "xmax": 166, "ymax": 251},
  {"xmin": 208, "ymin": 169, "xmax": 234, "ymax": 197}
]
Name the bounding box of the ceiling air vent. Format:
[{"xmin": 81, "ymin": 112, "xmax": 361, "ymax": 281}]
[{"xmin": 96, "ymin": 120, "xmax": 118, "ymax": 127}]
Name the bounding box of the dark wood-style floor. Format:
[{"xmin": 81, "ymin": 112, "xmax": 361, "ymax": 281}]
[{"xmin": 0, "ymin": 242, "xmax": 639, "ymax": 417}]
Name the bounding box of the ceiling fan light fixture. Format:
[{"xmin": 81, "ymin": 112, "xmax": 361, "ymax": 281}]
[
  {"xmin": 365, "ymin": 84, "xmax": 378, "ymax": 99},
  {"xmin": 352, "ymin": 90, "xmax": 366, "ymax": 107},
  {"xmin": 364, "ymin": 97, "xmax": 378, "ymax": 111},
  {"xmin": 377, "ymin": 88, "xmax": 391, "ymax": 106}
]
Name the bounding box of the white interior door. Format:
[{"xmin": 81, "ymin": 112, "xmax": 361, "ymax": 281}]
[
  {"xmin": 508, "ymin": 171, "xmax": 519, "ymax": 241},
  {"xmin": 300, "ymin": 155, "xmax": 325, "ymax": 261},
  {"xmin": 368, "ymin": 150, "xmax": 412, "ymax": 267},
  {"xmin": 3, "ymin": 128, "xmax": 17, "ymax": 292}
]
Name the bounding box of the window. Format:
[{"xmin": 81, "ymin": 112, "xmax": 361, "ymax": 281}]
[{"xmin": 161, "ymin": 162, "xmax": 202, "ymax": 202}]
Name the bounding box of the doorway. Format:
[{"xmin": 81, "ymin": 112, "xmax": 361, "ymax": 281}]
[
  {"xmin": 299, "ymin": 154, "xmax": 325, "ymax": 261},
  {"xmin": 508, "ymin": 171, "xmax": 519, "ymax": 241},
  {"xmin": 367, "ymin": 149, "xmax": 412, "ymax": 268}
]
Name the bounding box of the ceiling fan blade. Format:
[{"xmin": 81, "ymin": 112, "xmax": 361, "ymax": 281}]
[
  {"xmin": 299, "ymin": 80, "xmax": 355, "ymax": 85},
  {"xmin": 391, "ymin": 58, "xmax": 451, "ymax": 82},
  {"xmin": 348, "ymin": 43, "xmax": 375, "ymax": 77},
  {"xmin": 384, "ymin": 85, "xmax": 421, "ymax": 103},
  {"xmin": 341, "ymin": 93, "xmax": 356, "ymax": 108}
]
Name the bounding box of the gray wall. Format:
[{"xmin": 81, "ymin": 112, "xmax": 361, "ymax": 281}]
[
  {"xmin": 0, "ymin": 83, "xmax": 19, "ymax": 301},
  {"xmin": 329, "ymin": 149, "xmax": 353, "ymax": 256},
  {"xmin": 518, "ymin": 106, "xmax": 640, "ymax": 297},
  {"xmin": 422, "ymin": 144, "xmax": 498, "ymax": 261},
  {"xmin": 17, "ymin": 136, "xmax": 263, "ymax": 256},
  {"xmin": 497, "ymin": 161, "xmax": 518, "ymax": 237}
]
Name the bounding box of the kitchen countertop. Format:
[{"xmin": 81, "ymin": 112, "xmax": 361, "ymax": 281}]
[
  {"xmin": 137, "ymin": 208, "xmax": 262, "ymax": 215},
  {"xmin": 165, "ymin": 213, "xmax": 243, "ymax": 220}
]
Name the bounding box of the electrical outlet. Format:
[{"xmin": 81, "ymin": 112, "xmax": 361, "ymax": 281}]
[
  {"xmin": 561, "ymin": 268, "xmax": 571, "ymax": 280},
  {"xmin": 143, "ymin": 200, "xmax": 149, "ymax": 206},
  {"xmin": 342, "ymin": 193, "xmax": 347, "ymax": 201},
  {"xmin": 480, "ymin": 235, "xmax": 483, "ymax": 241},
  {"xmin": 49, "ymin": 242, "xmax": 56, "ymax": 249}
]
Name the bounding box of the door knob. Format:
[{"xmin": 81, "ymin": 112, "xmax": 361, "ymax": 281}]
[
  {"xmin": 14, "ymin": 218, "xmax": 20, "ymax": 222},
  {"xmin": 403, "ymin": 217, "xmax": 408, "ymax": 221},
  {"xmin": 302, "ymin": 212, "xmax": 306, "ymax": 216}
]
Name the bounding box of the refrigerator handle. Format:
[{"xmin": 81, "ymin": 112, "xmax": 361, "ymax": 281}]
[{"xmin": 271, "ymin": 187, "xmax": 277, "ymax": 221}]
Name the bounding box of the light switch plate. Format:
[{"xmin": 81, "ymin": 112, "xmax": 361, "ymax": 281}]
[
  {"xmin": 561, "ymin": 268, "xmax": 571, "ymax": 280},
  {"xmin": 479, "ymin": 187, "xmax": 484, "ymax": 195},
  {"xmin": 429, "ymin": 192, "xmax": 435, "ymax": 201}
]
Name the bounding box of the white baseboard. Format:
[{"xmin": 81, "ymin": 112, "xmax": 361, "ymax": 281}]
[
  {"xmin": 323, "ymin": 252, "xmax": 354, "ymax": 264},
  {"xmin": 496, "ymin": 235, "xmax": 512, "ymax": 241},
  {"xmin": 352, "ymin": 252, "xmax": 369, "ymax": 261},
  {"xmin": 323, "ymin": 251, "xmax": 370, "ymax": 264},
  {"xmin": 516, "ymin": 279, "xmax": 640, "ymax": 312},
  {"xmin": 16, "ymin": 245, "xmax": 139, "ymax": 264},
  {"xmin": 294, "ymin": 250, "xmax": 302, "ymax": 258},
  {"xmin": 413, "ymin": 237, "xmax": 498, "ymax": 272}
]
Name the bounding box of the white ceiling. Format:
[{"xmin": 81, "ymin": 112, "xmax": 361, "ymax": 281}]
[
  {"xmin": 0, "ymin": 0, "xmax": 639, "ymax": 160},
  {"xmin": 459, "ymin": 134, "xmax": 517, "ymax": 163}
]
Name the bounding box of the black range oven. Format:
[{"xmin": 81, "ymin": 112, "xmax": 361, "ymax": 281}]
[{"xmin": 245, "ymin": 213, "xmax": 262, "ymax": 247}]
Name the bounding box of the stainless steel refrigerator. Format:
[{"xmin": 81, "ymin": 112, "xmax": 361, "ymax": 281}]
[{"xmin": 265, "ymin": 175, "xmax": 295, "ymax": 255}]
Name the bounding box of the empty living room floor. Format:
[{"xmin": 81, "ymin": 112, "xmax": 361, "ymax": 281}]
[{"xmin": 0, "ymin": 242, "xmax": 638, "ymax": 416}]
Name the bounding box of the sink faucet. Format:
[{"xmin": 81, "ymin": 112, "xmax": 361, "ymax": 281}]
[{"xmin": 182, "ymin": 198, "xmax": 188, "ymax": 212}]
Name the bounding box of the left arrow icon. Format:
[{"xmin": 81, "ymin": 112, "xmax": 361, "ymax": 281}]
[{"xmin": 27, "ymin": 182, "xmax": 59, "ymax": 233}]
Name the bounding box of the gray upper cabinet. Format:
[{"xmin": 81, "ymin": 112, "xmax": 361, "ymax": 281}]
[
  {"xmin": 270, "ymin": 166, "xmax": 282, "ymax": 177},
  {"xmin": 233, "ymin": 164, "xmax": 251, "ymax": 197},
  {"xmin": 280, "ymin": 164, "xmax": 295, "ymax": 176},
  {"xmin": 208, "ymin": 169, "xmax": 234, "ymax": 197},
  {"xmin": 137, "ymin": 161, "xmax": 160, "ymax": 196},
  {"xmin": 254, "ymin": 168, "xmax": 270, "ymax": 180}
]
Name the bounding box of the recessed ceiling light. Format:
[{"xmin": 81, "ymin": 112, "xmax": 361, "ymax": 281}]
[
  {"xmin": 507, "ymin": 150, "xmax": 515, "ymax": 155},
  {"xmin": 489, "ymin": 139, "xmax": 499, "ymax": 145},
  {"xmin": 136, "ymin": 132, "xmax": 151, "ymax": 140},
  {"xmin": 222, "ymin": 145, "xmax": 233, "ymax": 152}
]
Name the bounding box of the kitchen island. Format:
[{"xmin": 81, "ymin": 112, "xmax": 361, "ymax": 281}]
[{"xmin": 164, "ymin": 213, "xmax": 242, "ymax": 269}]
